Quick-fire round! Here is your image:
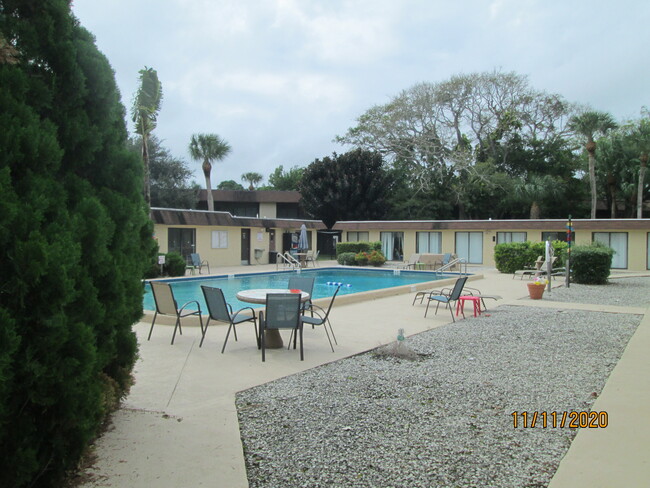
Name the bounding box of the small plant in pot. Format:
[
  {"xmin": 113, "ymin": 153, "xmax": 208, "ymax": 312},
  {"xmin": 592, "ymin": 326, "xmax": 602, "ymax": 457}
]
[{"xmin": 527, "ymin": 276, "xmax": 548, "ymax": 299}]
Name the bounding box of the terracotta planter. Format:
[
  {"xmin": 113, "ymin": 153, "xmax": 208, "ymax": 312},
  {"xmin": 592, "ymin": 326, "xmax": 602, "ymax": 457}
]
[{"xmin": 527, "ymin": 283, "xmax": 545, "ymax": 300}]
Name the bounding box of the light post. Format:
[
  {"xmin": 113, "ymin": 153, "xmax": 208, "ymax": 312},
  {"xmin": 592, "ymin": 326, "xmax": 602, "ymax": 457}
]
[{"xmin": 566, "ymin": 215, "xmax": 573, "ymax": 288}]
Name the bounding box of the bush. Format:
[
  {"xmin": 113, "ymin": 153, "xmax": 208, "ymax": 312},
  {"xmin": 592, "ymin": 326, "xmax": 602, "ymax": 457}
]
[
  {"xmin": 337, "ymin": 252, "xmax": 357, "ymax": 265},
  {"xmin": 494, "ymin": 241, "xmax": 568, "ymax": 274},
  {"xmin": 367, "ymin": 250, "xmax": 386, "ymax": 266},
  {"xmin": 354, "ymin": 252, "xmax": 369, "ymax": 265},
  {"xmin": 571, "ymin": 243, "xmax": 613, "ymax": 284},
  {"xmin": 336, "ymin": 241, "xmax": 381, "ymax": 255},
  {"xmin": 143, "ymin": 253, "xmax": 164, "ymax": 279},
  {"xmin": 164, "ymin": 252, "xmax": 187, "ymax": 276}
]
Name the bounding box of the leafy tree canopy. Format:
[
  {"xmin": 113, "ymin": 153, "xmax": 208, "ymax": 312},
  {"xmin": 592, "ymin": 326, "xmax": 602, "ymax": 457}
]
[
  {"xmin": 299, "ymin": 149, "xmax": 391, "ymax": 228},
  {"xmin": 267, "ymin": 165, "xmax": 304, "ymax": 190},
  {"xmin": 128, "ymin": 135, "xmax": 198, "ymax": 209},
  {"xmin": 217, "ymin": 179, "xmax": 245, "ymax": 190}
]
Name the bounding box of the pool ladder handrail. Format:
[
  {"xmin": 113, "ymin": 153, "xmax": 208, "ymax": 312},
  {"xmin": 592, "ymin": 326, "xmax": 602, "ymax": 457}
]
[
  {"xmin": 275, "ymin": 251, "xmax": 301, "ymax": 270},
  {"xmin": 433, "ymin": 257, "xmax": 468, "ymax": 276}
]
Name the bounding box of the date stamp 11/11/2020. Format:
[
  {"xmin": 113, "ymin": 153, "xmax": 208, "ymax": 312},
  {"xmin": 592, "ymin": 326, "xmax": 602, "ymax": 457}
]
[{"xmin": 512, "ymin": 411, "xmax": 609, "ymax": 429}]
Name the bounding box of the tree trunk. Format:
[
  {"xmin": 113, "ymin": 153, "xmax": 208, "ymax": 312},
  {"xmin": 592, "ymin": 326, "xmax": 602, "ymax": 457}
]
[
  {"xmin": 142, "ymin": 133, "xmax": 151, "ymax": 207},
  {"xmin": 607, "ymin": 173, "xmax": 617, "ymax": 218},
  {"xmin": 638, "ymin": 158, "xmax": 647, "ymax": 218},
  {"xmin": 530, "ymin": 201, "xmax": 541, "ymax": 219},
  {"xmin": 587, "ymin": 147, "xmax": 597, "ymax": 219},
  {"xmin": 203, "ymin": 162, "xmax": 213, "ymax": 212}
]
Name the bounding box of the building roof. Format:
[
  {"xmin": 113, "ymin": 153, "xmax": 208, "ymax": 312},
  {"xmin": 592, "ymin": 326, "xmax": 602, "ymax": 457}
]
[
  {"xmin": 198, "ymin": 190, "xmax": 301, "ymax": 203},
  {"xmin": 151, "ymin": 208, "xmax": 325, "ymax": 230},
  {"xmin": 332, "ymin": 218, "xmax": 650, "ymax": 231}
]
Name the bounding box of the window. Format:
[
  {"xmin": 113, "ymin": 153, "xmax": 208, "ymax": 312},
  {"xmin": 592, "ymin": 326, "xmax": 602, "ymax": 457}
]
[
  {"xmin": 214, "ymin": 202, "xmax": 258, "ymax": 217},
  {"xmin": 277, "ymin": 203, "xmax": 301, "ymax": 219},
  {"xmin": 347, "ymin": 231, "xmax": 369, "ymax": 242},
  {"xmin": 496, "ymin": 232, "xmax": 526, "ymax": 244},
  {"xmin": 168, "ymin": 228, "xmax": 196, "ymax": 261},
  {"xmin": 593, "ymin": 232, "xmax": 628, "ymax": 269},
  {"xmin": 380, "ymin": 232, "xmax": 404, "ymax": 261},
  {"xmin": 455, "ymin": 232, "xmax": 483, "ymax": 264},
  {"xmin": 542, "ymin": 231, "xmax": 574, "ymax": 243},
  {"xmin": 416, "ymin": 232, "xmax": 442, "ymax": 253},
  {"xmin": 211, "ymin": 230, "xmax": 228, "ymax": 249}
]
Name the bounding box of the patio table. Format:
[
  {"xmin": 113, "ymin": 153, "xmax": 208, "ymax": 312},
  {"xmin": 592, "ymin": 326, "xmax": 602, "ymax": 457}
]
[{"xmin": 236, "ymin": 289, "xmax": 310, "ymax": 348}]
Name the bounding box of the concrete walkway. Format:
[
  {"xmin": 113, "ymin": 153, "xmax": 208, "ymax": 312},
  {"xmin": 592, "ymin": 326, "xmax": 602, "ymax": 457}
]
[{"xmin": 80, "ymin": 265, "xmax": 649, "ymax": 487}]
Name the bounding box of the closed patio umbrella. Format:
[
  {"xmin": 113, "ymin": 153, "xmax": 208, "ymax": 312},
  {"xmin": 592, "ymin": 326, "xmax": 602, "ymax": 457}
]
[{"xmin": 298, "ymin": 224, "xmax": 309, "ymax": 251}]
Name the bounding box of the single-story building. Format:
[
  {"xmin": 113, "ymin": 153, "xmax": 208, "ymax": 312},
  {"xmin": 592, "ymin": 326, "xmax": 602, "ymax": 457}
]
[
  {"xmin": 332, "ymin": 219, "xmax": 650, "ymax": 271},
  {"xmin": 151, "ymin": 209, "xmax": 650, "ymax": 272}
]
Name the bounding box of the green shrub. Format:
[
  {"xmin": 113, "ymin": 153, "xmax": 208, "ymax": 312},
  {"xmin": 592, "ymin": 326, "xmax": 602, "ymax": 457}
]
[
  {"xmin": 164, "ymin": 252, "xmax": 187, "ymax": 276},
  {"xmin": 494, "ymin": 241, "xmax": 568, "ymax": 274},
  {"xmin": 336, "ymin": 241, "xmax": 381, "ymax": 255},
  {"xmin": 571, "ymin": 243, "xmax": 613, "ymax": 284},
  {"xmin": 355, "ymin": 252, "xmax": 369, "ymax": 265},
  {"xmin": 367, "ymin": 250, "xmax": 387, "ymax": 266},
  {"xmin": 337, "ymin": 252, "xmax": 357, "ymax": 265},
  {"xmin": 143, "ymin": 253, "xmax": 164, "ymax": 279}
]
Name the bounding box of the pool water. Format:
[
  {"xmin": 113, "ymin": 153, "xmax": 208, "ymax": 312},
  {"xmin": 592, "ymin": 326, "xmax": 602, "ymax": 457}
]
[{"xmin": 143, "ymin": 267, "xmax": 452, "ymax": 311}]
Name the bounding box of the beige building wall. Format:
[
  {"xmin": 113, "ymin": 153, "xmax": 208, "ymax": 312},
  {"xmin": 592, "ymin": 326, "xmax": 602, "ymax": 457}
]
[
  {"xmin": 154, "ymin": 223, "xmax": 318, "ymax": 268},
  {"xmin": 259, "ymin": 202, "xmax": 276, "ymax": 219},
  {"xmin": 338, "ymin": 224, "xmax": 650, "ymax": 272}
]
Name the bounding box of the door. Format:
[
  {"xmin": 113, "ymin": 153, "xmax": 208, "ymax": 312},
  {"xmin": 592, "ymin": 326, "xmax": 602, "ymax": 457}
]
[
  {"xmin": 168, "ymin": 228, "xmax": 196, "ymax": 263},
  {"xmin": 241, "ymin": 229, "xmax": 251, "ymax": 265}
]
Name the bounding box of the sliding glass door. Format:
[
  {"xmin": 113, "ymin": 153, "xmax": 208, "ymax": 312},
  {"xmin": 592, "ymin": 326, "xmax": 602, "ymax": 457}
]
[
  {"xmin": 455, "ymin": 232, "xmax": 483, "ymax": 264},
  {"xmin": 380, "ymin": 232, "xmax": 404, "ymax": 261}
]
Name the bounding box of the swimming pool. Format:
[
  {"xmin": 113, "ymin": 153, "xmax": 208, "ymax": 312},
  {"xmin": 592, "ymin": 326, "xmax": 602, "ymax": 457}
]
[{"xmin": 143, "ymin": 267, "xmax": 453, "ymax": 311}]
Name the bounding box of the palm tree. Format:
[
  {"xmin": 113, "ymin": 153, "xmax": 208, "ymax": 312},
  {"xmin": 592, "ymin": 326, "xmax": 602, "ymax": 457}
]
[
  {"xmin": 241, "ymin": 172, "xmax": 263, "ymax": 190},
  {"xmin": 568, "ymin": 111, "xmax": 617, "ymax": 218},
  {"xmin": 131, "ymin": 67, "xmax": 163, "ymax": 206},
  {"xmin": 633, "ymin": 118, "xmax": 650, "ymax": 218},
  {"xmin": 514, "ymin": 174, "xmax": 563, "ymax": 219},
  {"xmin": 188, "ymin": 134, "xmax": 231, "ymax": 211}
]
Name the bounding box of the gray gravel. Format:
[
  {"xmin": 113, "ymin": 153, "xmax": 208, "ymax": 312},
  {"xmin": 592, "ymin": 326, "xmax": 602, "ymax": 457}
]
[{"xmin": 236, "ymin": 277, "xmax": 648, "ymax": 488}]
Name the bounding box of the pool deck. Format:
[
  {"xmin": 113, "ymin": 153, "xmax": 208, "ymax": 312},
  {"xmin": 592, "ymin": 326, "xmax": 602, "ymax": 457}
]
[{"xmin": 80, "ymin": 263, "xmax": 650, "ymax": 487}]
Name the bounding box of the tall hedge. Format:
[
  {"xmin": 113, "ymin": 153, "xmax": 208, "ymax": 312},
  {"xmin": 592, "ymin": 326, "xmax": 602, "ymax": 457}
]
[
  {"xmin": 494, "ymin": 241, "xmax": 568, "ymax": 274},
  {"xmin": 571, "ymin": 243, "xmax": 613, "ymax": 284},
  {"xmin": 336, "ymin": 241, "xmax": 382, "ymax": 255},
  {"xmin": 0, "ymin": 2, "xmax": 155, "ymax": 486}
]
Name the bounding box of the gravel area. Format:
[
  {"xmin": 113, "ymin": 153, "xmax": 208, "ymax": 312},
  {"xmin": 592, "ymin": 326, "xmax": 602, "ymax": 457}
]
[
  {"xmin": 543, "ymin": 276, "xmax": 650, "ymax": 307},
  {"xmin": 236, "ymin": 278, "xmax": 648, "ymax": 488}
]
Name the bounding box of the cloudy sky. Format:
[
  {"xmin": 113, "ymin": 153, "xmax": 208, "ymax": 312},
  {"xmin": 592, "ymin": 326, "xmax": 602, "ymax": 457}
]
[{"xmin": 72, "ymin": 0, "xmax": 649, "ymax": 187}]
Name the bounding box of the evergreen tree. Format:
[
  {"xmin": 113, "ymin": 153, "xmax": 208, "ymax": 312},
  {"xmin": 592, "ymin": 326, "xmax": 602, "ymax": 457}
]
[
  {"xmin": 299, "ymin": 149, "xmax": 391, "ymax": 228},
  {"xmin": 0, "ymin": 2, "xmax": 155, "ymax": 486}
]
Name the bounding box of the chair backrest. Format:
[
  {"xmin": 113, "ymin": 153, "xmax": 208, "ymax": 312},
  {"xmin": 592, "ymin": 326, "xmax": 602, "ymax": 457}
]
[
  {"xmin": 313, "ymin": 250, "xmax": 320, "ymax": 259},
  {"xmin": 449, "ymin": 276, "xmax": 468, "ymax": 300},
  {"xmin": 150, "ymin": 282, "xmax": 178, "ymax": 315},
  {"xmin": 442, "ymin": 253, "xmax": 452, "ymax": 265},
  {"xmin": 201, "ymin": 286, "xmax": 231, "ymax": 322},
  {"xmin": 264, "ymin": 293, "xmax": 301, "ymax": 330},
  {"xmin": 288, "ymin": 276, "xmax": 315, "ymax": 296},
  {"xmin": 408, "ymin": 253, "xmax": 420, "ymax": 264},
  {"xmin": 190, "ymin": 253, "xmax": 201, "ymax": 266},
  {"xmin": 320, "ymin": 284, "xmax": 342, "ymax": 320}
]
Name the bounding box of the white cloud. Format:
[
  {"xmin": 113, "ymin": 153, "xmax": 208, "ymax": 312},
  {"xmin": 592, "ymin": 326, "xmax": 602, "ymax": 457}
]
[{"xmin": 72, "ymin": 0, "xmax": 650, "ymax": 185}]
